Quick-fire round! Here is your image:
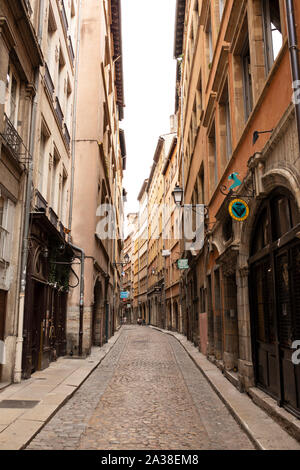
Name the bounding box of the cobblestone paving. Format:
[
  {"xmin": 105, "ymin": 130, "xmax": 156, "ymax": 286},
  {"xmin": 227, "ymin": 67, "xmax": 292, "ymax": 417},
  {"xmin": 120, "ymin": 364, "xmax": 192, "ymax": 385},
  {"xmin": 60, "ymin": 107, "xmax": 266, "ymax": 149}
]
[{"xmin": 27, "ymin": 326, "xmax": 254, "ymax": 450}]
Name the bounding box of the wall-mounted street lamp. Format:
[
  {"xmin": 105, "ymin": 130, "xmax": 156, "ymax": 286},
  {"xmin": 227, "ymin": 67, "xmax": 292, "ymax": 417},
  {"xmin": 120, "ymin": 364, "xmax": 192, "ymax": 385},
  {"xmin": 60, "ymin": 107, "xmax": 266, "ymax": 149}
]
[
  {"xmin": 113, "ymin": 253, "xmax": 130, "ymax": 267},
  {"xmin": 252, "ymin": 129, "xmax": 273, "ymax": 145},
  {"xmin": 172, "ymin": 184, "xmax": 184, "ymax": 206}
]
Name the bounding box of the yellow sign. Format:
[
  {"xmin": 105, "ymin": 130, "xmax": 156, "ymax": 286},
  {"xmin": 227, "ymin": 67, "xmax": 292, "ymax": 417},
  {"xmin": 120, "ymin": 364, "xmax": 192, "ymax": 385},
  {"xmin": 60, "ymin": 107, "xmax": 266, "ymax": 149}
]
[{"xmin": 229, "ymin": 199, "xmax": 249, "ymax": 221}]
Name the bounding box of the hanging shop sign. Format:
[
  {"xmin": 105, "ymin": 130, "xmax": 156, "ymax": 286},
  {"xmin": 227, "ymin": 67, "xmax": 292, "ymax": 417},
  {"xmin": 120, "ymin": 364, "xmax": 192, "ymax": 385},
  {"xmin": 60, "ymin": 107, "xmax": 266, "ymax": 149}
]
[
  {"xmin": 177, "ymin": 259, "xmax": 189, "ymax": 270},
  {"xmin": 229, "ymin": 199, "xmax": 249, "ymax": 221},
  {"xmin": 120, "ymin": 291, "xmax": 129, "ymax": 299}
]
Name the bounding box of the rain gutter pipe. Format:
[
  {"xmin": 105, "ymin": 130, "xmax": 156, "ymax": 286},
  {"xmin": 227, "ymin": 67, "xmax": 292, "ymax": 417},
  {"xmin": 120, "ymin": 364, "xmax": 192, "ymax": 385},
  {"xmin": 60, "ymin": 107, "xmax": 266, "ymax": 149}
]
[
  {"xmin": 286, "ymin": 0, "xmax": 300, "ymax": 151},
  {"xmin": 69, "ymin": 243, "xmax": 85, "ymax": 356},
  {"xmin": 67, "ymin": 1, "xmax": 85, "ymax": 356}
]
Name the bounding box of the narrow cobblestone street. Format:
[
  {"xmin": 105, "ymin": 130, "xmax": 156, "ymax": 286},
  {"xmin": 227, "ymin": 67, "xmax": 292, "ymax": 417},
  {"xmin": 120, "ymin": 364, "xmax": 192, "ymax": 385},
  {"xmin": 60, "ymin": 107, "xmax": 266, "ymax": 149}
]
[{"xmin": 26, "ymin": 326, "xmax": 254, "ymax": 450}]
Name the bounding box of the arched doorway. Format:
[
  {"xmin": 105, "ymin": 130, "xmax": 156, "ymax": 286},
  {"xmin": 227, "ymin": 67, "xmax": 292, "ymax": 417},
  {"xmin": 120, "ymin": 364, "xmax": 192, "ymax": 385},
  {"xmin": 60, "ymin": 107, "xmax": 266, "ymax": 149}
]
[{"xmin": 249, "ymin": 189, "xmax": 300, "ymax": 417}]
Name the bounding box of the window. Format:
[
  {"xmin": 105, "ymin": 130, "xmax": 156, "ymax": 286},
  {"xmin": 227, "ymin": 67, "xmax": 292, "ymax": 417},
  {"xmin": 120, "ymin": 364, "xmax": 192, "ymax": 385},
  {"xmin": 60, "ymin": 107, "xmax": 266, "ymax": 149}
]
[
  {"xmin": 262, "ymin": 0, "xmax": 283, "ymax": 73},
  {"xmin": 51, "ymin": 150, "xmax": 60, "ymax": 213},
  {"xmin": 200, "ymin": 286, "xmax": 206, "ymax": 313},
  {"xmin": 208, "ymin": 121, "xmax": 218, "ymax": 189},
  {"xmin": 59, "ymin": 169, "xmax": 68, "ymax": 225},
  {"xmin": 0, "ymin": 196, "xmax": 15, "ymax": 262},
  {"xmin": 241, "ymin": 37, "xmax": 253, "ymax": 121},
  {"xmin": 196, "ymin": 73, "xmax": 203, "ymax": 124},
  {"xmin": 57, "ymin": 48, "xmax": 65, "ymax": 104},
  {"xmin": 38, "ymin": 132, "xmax": 46, "ymax": 195},
  {"xmin": 206, "ymin": 12, "xmax": 213, "ymax": 70},
  {"xmin": 219, "ymin": 0, "xmax": 225, "ymax": 20},
  {"xmin": 47, "ymin": 2, "xmax": 57, "ymax": 77},
  {"xmin": 5, "ymin": 66, "xmax": 20, "ymax": 128},
  {"xmin": 219, "ymin": 81, "xmax": 232, "ymax": 166},
  {"xmin": 198, "ymin": 164, "xmax": 205, "ymax": 204}
]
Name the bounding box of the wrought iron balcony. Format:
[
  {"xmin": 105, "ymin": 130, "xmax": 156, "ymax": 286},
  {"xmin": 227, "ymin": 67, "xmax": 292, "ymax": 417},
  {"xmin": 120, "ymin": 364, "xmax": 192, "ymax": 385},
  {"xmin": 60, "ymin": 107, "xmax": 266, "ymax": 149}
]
[
  {"xmin": 59, "ymin": 222, "xmax": 66, "ymax": 240},
  {"xmin": 1, "ymin": 114, "xmax": 23, "ymax": 162},
  {"xmin": 55, "ymin": 97, "xmax": 64, "ymax": 128},
  {"xmin": 35, "ymin": 190, "xmax": 48, "ymax": 212},
  {"xmin": 61, "ymin": 0, "xmax": 68, "ymax": 35},
  {"xmin": 64, "ymin": 123, "xmax": 71, "ymax": 149},
  {"xmin": 49, "ymin": 207, "xmax": 58, "ymax": 228},
  {"xmin": 44, "ymin": 63, "xmax": 54, "ymax": 97}
]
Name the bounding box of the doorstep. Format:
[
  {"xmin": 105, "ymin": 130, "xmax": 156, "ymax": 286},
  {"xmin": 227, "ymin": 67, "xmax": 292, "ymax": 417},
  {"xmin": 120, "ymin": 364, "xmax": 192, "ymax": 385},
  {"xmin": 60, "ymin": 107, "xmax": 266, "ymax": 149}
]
[
  {"xmin": 248, "ymin": 387, "xmax": 300, "ymax": 443},
  {"xmin": 151, "ymin": 326, "xmax": 300, "ymax": 450},
  {"xmin": 0, "ymin": 329, "xmax": 123, "ymax": 450}
]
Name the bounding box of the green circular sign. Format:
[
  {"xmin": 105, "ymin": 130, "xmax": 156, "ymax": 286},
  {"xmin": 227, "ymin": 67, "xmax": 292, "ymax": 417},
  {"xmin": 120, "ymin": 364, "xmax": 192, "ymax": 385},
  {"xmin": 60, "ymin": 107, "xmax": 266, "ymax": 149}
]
[{"xmin": 229, "ymin": 199, "xmax": 249, "ymax": 221}]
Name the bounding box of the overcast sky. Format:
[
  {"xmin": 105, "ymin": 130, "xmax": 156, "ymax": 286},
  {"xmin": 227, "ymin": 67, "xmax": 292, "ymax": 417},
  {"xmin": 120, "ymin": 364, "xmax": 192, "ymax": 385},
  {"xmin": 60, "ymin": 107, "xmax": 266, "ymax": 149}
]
[{"xmin": 121, "ymin": 0, "xmax": 177, "ymax": 219}]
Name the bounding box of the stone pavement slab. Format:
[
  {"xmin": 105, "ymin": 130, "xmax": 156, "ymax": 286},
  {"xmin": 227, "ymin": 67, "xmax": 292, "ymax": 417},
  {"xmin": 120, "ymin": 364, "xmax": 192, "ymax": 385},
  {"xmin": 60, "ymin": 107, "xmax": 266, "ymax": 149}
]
[
  {"xmin": 152, "ymin": 327, "xmax": 300, "ymax": 450},
  {"xmin": 0, "ymin": 329, "xmax": 122, "ymax": 450}
]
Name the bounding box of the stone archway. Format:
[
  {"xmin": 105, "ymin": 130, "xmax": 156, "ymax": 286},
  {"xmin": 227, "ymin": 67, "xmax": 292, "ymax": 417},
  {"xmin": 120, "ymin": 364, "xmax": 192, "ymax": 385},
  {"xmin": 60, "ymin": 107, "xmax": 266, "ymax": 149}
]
[{"xmin": 248, "ymin": 188, "xmax": 300, "ymax": 416}]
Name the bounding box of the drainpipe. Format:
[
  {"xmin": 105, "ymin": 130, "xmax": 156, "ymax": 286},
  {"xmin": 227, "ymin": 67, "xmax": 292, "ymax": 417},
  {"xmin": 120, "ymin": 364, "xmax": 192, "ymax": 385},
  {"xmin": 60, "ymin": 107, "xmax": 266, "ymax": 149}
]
[
  {"xmin": 69, "ymin": 243, "xmax": 85, "ymax": 356},
  {"xmin": 67, "ymin": 1, "xmax": 86, "ymax": 356},
  {"xmin": 68, "ymin": 0, "xmax": 82, "ymax": 230},
  {"xmin": 14, "ymin": 0, "xmax": 45, "ymax": 383},
  {"xmin": 286, "ymin": 0, "xmax": 300, "ymax": 150}
]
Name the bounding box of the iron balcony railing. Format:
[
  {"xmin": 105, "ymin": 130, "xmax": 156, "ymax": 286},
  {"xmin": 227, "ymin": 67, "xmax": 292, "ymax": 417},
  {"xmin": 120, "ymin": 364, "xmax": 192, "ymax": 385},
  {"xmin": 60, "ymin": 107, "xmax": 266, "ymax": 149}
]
[
  {"xmin": 59, "ymin": 222, "xmax": 66, "ymax": 239},
  {"xmin": 49, "ymin": 207, "xmax": 58, "ymax": 228},
  {"xmin": 2, "ymin": 114, "xmax": 23, "ymax": 162},
  {"xmin": 35, "ymin": 190, "xmax": 48, "ymax": 212},
  {"xmin": 61, "ymin": 0, "xmax": 68, "ymax": 35},
  {"xmin": 55, "ymin": 97, "xmax": 64, "ymax": 128},
  {"xmin": 44, "ymin": 63, "xmax": 55, "ymax": 97},
  {"xmin": 64, "ymin": 123, "xmax": 71, "ymax": 149}
]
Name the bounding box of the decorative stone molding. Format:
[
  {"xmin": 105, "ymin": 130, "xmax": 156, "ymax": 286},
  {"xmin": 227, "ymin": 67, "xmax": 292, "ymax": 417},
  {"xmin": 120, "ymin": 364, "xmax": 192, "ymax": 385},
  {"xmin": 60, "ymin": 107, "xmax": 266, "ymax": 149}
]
[
  {"xmin": 0, "ymin": 17, "xmax": 16, "ymax": 52},
  {"xmin": 262, "ymin": 166, "xmax": 300, "ymax": 208}
]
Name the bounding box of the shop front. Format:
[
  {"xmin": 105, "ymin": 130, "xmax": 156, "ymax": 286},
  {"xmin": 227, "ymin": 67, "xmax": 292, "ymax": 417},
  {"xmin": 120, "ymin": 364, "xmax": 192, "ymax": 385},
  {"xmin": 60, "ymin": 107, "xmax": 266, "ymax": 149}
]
[{"xmin": 22, "ymin": 213, "xmax": 73, "ymax": 379}]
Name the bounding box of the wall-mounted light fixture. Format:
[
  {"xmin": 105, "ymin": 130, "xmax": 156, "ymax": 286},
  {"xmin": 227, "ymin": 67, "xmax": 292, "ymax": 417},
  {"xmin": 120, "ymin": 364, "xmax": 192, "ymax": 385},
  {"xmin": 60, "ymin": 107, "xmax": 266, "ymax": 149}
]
[{"xmin": 252, "ymin": 129, "xmax": 273, "ymax": 145}]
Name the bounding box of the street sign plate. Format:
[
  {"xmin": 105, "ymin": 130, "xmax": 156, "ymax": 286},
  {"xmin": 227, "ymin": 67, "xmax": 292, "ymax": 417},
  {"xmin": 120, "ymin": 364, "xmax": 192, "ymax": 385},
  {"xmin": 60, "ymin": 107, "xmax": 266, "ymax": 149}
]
[{"xmin": 177, "ymin": 259, "xmax": 189, "ymax": 270}]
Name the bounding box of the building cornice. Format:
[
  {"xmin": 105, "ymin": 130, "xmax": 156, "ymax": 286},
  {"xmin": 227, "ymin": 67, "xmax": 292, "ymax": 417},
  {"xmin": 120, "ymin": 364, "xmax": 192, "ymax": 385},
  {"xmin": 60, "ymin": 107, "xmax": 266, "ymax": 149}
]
[
  {"xmin": 111, "ymin": 0, "xmax": 125, "ymax": 114},
  {"xmin": 174, "ymin": 0, "xmax": 186, "ymax": 58}
]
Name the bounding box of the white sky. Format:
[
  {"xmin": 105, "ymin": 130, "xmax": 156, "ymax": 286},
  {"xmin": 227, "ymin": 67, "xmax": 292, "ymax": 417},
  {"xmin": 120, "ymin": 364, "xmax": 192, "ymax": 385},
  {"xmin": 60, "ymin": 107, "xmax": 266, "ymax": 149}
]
[{"xmin": 121, "ymin": 0, "xmax": 177, "ymax": 218}]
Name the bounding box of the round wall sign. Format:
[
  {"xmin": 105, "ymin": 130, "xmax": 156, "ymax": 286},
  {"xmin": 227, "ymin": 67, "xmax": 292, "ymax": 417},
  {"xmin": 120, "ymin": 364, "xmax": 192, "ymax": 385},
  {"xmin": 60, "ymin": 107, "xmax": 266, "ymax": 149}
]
[{"xmin": 229, "ymin": 199, "xmax": 249, "ymax": 221}]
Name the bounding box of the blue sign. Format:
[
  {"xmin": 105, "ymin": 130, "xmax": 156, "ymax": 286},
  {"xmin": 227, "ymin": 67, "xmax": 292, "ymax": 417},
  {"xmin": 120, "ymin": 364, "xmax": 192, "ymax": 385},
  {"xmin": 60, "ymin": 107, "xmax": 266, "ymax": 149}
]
[
  {"xmin": 120, "ymin": 291, "xmax": 129, "ymax": 299},
  {"xmin": 228, "ymin": 172, "xmax": 242, "ymax": 191},
  {"xmin": 229, "ymin": 199, "xmax": 249, "ymax": 221}
]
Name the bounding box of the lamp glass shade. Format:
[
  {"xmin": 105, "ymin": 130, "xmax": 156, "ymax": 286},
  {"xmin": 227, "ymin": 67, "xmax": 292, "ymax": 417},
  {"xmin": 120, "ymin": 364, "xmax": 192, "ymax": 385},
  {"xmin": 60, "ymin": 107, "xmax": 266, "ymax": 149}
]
[{"xmin": 172, "ymin": 185, "xmax": 183, "ymax": 205}]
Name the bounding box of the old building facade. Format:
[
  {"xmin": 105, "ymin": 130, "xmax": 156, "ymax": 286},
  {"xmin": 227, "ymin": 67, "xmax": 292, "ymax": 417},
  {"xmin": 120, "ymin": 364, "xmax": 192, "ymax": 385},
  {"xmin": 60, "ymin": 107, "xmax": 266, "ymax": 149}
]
[
  {"xmin": 66, "ymin": 0, "xmax": 125, "ymax": 357},
  {"xmin": 173, "ymin": 0, "xmax": 300, "ymax": 418},
  {"xmin": 0, "ymin": 0, "xmax": 125, "ymax": 385},
  {"xmin": 0, "ymin": 0, "xmax": 43, "ymax": 384}
]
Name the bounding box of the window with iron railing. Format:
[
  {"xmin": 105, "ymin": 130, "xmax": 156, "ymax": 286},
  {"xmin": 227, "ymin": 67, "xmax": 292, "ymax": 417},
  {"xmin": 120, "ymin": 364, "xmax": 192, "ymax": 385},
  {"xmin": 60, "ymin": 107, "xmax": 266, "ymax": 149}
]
[
  {"xmin": 61, "ymin": 0, "xmax": 69, "ymax": 35},
  {"xmin": 2, "ymin": 114, "xmax": 22, "ymax": 162},
  {"xmin": 44, "ymin": 63, "xmax": 55, "ymax": 97},
  {"xmin": 55, "ymin": 96, "xmax": 64, "ymax": 127},
  {"xmin": 0, "ymin": 196, "xmax": 15, "ymax": 263}
]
